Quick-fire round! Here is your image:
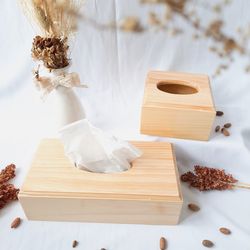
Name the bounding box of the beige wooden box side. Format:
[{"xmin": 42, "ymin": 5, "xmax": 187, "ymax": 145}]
[
  {"xmin": 19, "ymin": 195, "xmax": 182, "ymax": 225},
  {"xmin": 19, "ymin": 139, "xmax": 183, "ymax": 225},
  {"xmin": 141, "ymin": 105, "xmax": 215, "ymax": 140}
]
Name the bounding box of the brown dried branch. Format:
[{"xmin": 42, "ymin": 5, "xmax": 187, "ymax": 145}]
[{"xmin": 138, "ymin": 0, "xmax": 249, "ymax": 77}]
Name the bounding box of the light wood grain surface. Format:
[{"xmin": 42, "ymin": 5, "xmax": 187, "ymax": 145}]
[{"xmin": 19, "ymin": 139, "xmax": 183, "ymax": 225}]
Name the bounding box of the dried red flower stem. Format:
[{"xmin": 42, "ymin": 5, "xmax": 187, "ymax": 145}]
[
  {"xmin": 181, "ymin": 165, "xmax": 238, "ymax": 191},
  {"xmin": 0, "ymin": 164, "xmax": 16, "ymax": 185},
  {"xmin": 0, "ymin": 164, "xmax": 19, "ymax": 209}
]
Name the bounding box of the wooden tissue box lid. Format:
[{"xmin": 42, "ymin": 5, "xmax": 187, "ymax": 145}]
[
  {"xmin": 19, "ymin": 139, "xmax": 183, "ymax": 225},
  {"xmin": 143, "ymin": 71, "xmax": 215, "ymax": 111}
]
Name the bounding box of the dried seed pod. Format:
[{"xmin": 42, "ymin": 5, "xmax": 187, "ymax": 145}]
[
  {"xmin": 219, "ymin": 227, "xmax": 231, "ymax": 235},
  {"xmin": 215, "ymin": 125, "xmax": 220, "ymax": 132},
  {"xmin": 221, "ymin": 128, "xmax": 230, "ymax": 136},
  {"xmin": 160, "ymin": 237, "xmax": 167, "ymax": 250},
  {"xmin": 216, "ymin": 111, "xmax": 224, "ymax": 116},
  {"xmin": 202, "ymin": 240, "xmax": 214, "ymax": 248},
  {"xmin": 11, "ymin": 217, "xmax": 21, "ymax": 229},
  {"xmin": 223, "ymin": 123, "xmax": 231, "ymax": 128},
  {"xmin": 72, "ymin": 240, "xmax": 78, "ymax": 248},
  {"xmin": 188, "ymin": 203, "xmax": 200, "ymax": 212}
]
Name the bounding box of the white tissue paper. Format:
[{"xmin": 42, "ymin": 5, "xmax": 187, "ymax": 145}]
[{"xmin": 59, "ymin": 119, "xmax": 142, "ymax": 173}]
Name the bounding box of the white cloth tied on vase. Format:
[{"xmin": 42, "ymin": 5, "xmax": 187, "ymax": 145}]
[
  {"xmin": 34, "ymin": 69, "xmax": 142, "ymax": 173},
  {"xmin": 35, "ymin": 72, "xmax": 87, "ymax": 99}
]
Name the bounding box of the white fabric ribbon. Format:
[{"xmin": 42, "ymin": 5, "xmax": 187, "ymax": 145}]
[{"xmin": 34, "ymin": 72, "xmax": 87, "ymax": 98}]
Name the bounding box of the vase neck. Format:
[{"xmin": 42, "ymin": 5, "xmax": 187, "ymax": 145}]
[{"xmin": 52, "ymin": 66, "xmax": 70, "ymax": 76}]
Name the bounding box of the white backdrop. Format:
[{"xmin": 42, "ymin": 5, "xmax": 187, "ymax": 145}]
[{"xmin": 0, "ymin": 1, "xmax": 250, "ymax": 250}]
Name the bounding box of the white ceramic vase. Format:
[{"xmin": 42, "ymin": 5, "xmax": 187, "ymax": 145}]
[{"xmin": 51, "ymin": 67, "xmax": 86, "ymax": 129}]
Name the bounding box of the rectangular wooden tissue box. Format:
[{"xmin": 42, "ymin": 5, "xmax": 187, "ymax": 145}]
[
  {"xmin": 18, "ymin": 139, "xmax": 183, "ymax": 225},
  {"xmin": 141, "ymin": 71, "xmax": 216, "ymax": 140}
]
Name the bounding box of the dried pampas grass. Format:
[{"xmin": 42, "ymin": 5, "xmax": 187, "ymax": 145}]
[{"xmin": 19, "ymin": 0, "xmax": 84, "ymax": 37}]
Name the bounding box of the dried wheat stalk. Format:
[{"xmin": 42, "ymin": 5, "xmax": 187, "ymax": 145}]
[{"xmin": 19, "ymin": 0, "xmax": 83, "ymax": 37}]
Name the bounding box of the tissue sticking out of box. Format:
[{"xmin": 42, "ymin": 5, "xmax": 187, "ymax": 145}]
[{"xmin": 59, "ymin": 119, "xmax": 142, "ymax": 173}]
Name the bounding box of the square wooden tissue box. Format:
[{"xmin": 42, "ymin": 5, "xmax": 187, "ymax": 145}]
[
  {"xmin": 141, "ymin": 71, "xmax": 216, "ymax": 140},
  {"xmin": 18, "ymin": 139, "xmax": 183, "ymax": 225}
]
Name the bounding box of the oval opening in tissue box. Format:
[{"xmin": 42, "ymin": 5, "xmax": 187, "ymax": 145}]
[{"xmin": 157, "ymin": 82, "xmax": 198, "ymax": 95}]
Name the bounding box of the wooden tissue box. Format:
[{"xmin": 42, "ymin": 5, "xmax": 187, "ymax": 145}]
[
  {"xmin": 18, "ymin": 139, "xmax": 183, "ymax": 225},
  {"xmin": 141, "ymin": 71, "xmax": 216, "ymax": 140}
]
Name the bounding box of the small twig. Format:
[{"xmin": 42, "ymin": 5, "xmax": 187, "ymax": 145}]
[{"xmin": 232, "ymin": 183, "xmax": 250, "ymax": 190}]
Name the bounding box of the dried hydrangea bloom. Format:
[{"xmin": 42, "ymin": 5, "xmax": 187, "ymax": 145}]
[{"xmin": 31, "ymin": 36, "xmax": 69, "ymax": 69}]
